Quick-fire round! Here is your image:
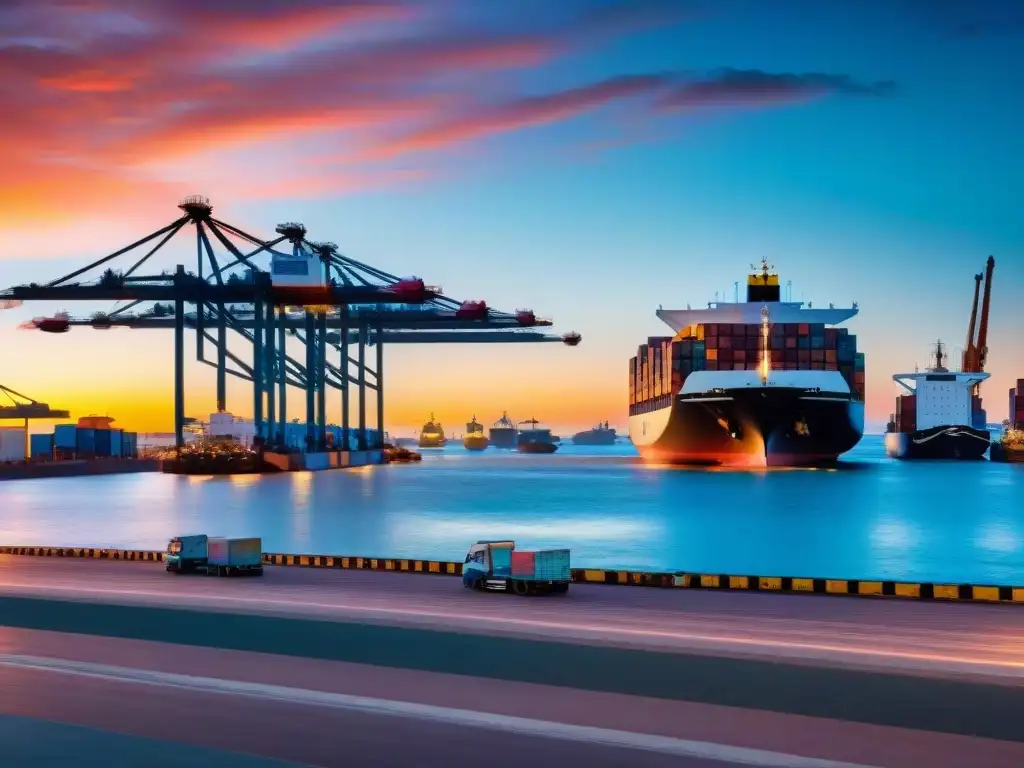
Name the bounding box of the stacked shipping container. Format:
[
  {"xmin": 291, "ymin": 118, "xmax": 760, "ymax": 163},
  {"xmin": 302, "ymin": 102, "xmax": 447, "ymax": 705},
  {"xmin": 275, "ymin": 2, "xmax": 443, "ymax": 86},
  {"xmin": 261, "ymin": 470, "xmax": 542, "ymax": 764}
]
[
  {"xmin": 1011, "ymin": 379, "xmax": 1024, "ymax": 430},
  {"xmin": 629, "ymin": 322, "xmax": 863, "ymax": 416},
  {"xmin": 51, "ymin": 424, "xmax": 139, "ymax": 460}
]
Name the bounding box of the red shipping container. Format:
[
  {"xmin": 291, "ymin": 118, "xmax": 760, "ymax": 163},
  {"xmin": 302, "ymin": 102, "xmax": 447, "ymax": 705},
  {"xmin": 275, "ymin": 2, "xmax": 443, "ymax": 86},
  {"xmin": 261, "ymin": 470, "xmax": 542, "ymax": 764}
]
[
  {"xmin": 825, "ymin": 362, "xmax": 838, "ymax": 370},
  {"xmin": 719, "ymin": 336, "xmax": 733, "ymax": 349},
  {"xmin": 734, "ymin": 349, "xmax": 747, "ymax": 362},
  {"xmin": 798, "ymin": 324, "xmax": 810, "ymax": 335},
  {"xmin": 785, "ymin": 337, "xmax": 797, "ymax": 349},
  {"xmin": 706, "ymin": 360, "xmax": 719, "ymax": 371},
  {"xmin": 733, "ymin": 363, "xmax": 745, "ymax": 371},
  {"xmin": 825, "ymin": 350, "xmax": 837, "ymax": 363},
  {"xmin": 511, "ymin": 550, "xmax": 535, "ymax": 576},
  {"xmin": 811, "ymin": 350, "xmax": 825, "ymax": 362},
  {"xmin": 798, "ymin": 350, "xmax": 811, "ymax": 363}
]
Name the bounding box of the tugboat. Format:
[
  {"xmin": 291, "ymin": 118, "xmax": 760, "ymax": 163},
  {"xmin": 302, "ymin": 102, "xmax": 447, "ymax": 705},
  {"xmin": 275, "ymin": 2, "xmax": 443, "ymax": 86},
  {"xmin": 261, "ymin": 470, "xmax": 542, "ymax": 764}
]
[
  {"xmin": 517, "ymin": 419, "xmax": 558, "ymax": 454},
  {"xmin": 489, "ymin": 412, "xmax": 518, "ymax": 448},
  {"xmin": 418, "ymin": 414, "xmax": 447, "ymax": 449},
  {"xmin": 463, "ymin": 416, "xmax": 489, "ymax": 451},
  {"xmin": 885, "ymin": 258, "xmax": 996, "ymax": 460},
  {"xmin": 572, "ymin": 421, "xmax": 617, "ymax": 445}
]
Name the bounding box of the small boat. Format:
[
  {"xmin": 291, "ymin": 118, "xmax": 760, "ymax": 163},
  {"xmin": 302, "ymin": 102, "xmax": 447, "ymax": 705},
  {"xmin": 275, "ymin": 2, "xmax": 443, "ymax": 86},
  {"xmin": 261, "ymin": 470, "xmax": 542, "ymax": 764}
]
[
  {"xmin": 418, "ymin": 414, "xmax": 447, "ymax": 449},
  {"xmin": 517, "ymin": 419, "xmax": 558, "ymax": 454},
  {"xmin": 463, "ymin": 416, "xmax": 489, "ymax": 451}
]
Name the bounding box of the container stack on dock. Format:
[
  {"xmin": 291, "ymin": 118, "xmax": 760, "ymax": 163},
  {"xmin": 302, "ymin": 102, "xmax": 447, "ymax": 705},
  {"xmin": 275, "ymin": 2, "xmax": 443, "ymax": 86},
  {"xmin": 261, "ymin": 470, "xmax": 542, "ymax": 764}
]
[
  {"xmin": 1011, "ymin": 380, "xmax": 1024, "ymax": 430},
  {"xmin": 49, "ymin": 423, "xmax": 138, "ymax": 461},
  {"xmin": 629, "ymin": 322, "xmax": 864, "ymax": 415}
]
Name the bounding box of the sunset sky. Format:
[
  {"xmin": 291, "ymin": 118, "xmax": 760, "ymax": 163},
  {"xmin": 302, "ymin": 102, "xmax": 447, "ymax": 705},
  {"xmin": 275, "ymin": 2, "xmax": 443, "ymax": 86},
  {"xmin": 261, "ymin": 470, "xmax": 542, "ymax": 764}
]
[{"xmin": 1, "ymin": 0, "xmax": 1022, "ymax": 436}]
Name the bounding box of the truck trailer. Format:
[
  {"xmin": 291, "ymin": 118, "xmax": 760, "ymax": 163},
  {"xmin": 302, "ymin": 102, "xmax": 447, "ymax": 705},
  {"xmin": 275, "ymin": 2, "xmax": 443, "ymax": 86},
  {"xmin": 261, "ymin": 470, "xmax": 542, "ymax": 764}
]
[
  {"xmin": 165, "ymin": 534, "xmax": 263, "ymax": 577},
  {"xmin": 462, "ymin": 540, "xmax": 570, "ymax": 595}
]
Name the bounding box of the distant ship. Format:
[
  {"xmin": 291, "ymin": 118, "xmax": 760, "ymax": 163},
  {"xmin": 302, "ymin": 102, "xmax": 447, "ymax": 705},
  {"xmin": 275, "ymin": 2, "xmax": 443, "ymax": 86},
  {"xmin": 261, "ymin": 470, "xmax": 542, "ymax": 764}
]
[
  {"xmin": 518, "ymin": 419, "xmax": 558, "ymax": 454},
  {"xmin": 418, "ymin": 414, "xmax": 447, "ymax": 449},
  {"xmin": 629, "ymin": 258, "xmax": 864, "ymax": 467},
  {"xmin": 463, "ymin": 416, "xmax": 489, "ymax": 451},
  {"xmin": 573, "ymin": 421, "xmax": 617, "ymax": 446},
  {"xmin": 489, "ymin": 412, "xmax": 518, "ymax": 448},
  {"xmin": 884, "ymin": 341, "xmax": 991, "ymax": 460},
  {"xmin": 885, "ymin": 259, "xmax": 995, "ymax": 461}
]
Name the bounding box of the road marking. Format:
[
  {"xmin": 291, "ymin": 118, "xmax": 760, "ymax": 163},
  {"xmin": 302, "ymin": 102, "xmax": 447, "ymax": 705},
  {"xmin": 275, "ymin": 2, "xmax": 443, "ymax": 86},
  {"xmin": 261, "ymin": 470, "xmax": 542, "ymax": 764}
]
[
  {"xmin": 1, "ymin": 581, "xmax": 1022, "ymax": 677},
  {"xmin": 0, "ymin": 654, "xmax": 879, "ymax": 768}
]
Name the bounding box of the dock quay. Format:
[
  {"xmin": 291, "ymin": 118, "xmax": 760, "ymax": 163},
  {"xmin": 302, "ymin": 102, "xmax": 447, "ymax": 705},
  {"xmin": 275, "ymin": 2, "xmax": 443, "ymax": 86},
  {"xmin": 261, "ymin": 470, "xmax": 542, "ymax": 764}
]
[
  {"xmin": 0, "ymin": 458, "xmax": 160, "ymax": 482},
  {"xmin": 2, "ymin": 554, "xmax": 1023, "ymax": 766}
]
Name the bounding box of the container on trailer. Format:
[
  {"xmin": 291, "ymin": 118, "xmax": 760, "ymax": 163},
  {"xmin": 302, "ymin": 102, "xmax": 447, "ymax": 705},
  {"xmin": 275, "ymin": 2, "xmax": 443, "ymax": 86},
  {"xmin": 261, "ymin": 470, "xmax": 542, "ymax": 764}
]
[
  {"xmin": 510, "ymin": 550, "xmax": 535, "ymax": 576},
  {"xmin": 207, "ymin": 537, "xmax": 262, "ymax": 567},
  {"xmin": 532, "ymin": 549, "xmax": 571, "ymax": 581},
  {"xmin": 54, "ymin": 424, "xmax": 77, "ymax": 449}
]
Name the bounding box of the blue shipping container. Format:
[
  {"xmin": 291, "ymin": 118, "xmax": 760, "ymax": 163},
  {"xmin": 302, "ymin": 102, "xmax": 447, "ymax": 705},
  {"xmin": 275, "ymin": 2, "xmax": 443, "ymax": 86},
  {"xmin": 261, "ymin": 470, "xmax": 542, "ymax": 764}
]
[
  {"xmin": 76, "ymin": 427, "xmax": 96, "ymax": 454},
  {"xmin": 111, "ymin": 429, "xmax": 123, "ymax": 458},
  {"xmin": 94, "ymin": 428, "xmax": 112, "ymax": 457},
  {"xmin": 54, "ymin": 424, "xmax": 77, "ymax": 449},
  {"xmin": 30, "ymin": 433, "xmax": 53, "ymax": 458}
]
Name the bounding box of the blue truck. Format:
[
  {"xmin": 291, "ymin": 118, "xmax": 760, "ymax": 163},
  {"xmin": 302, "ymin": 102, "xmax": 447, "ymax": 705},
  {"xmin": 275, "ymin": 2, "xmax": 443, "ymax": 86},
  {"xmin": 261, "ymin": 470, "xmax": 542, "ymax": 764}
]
[
  {"xmin": 165, "ymin": 534, "xmax": 263, "ymax": 577},
  {"xmin": 461, "ymin": 540, "xmax": 571, "ymax": 595}
]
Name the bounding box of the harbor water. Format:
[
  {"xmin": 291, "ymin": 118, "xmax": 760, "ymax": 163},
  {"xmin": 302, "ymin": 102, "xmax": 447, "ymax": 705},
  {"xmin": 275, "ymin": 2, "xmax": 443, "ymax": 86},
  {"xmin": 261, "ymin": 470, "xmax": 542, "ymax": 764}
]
[{"xmin": 1, "ymin": 436, "xmax": 1021, "ymax": 584}]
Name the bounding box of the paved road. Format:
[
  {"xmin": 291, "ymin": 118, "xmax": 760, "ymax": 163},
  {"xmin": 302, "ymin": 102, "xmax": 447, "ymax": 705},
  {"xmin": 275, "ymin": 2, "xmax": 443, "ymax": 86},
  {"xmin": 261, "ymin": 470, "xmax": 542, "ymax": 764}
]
[
  {"xmin": 2, "ymin": 628, "xmax": 1021, "ymax": 768},
  {"xmin": 1, "ymin": 557, "xmax": 1022, "ymax": 679}
]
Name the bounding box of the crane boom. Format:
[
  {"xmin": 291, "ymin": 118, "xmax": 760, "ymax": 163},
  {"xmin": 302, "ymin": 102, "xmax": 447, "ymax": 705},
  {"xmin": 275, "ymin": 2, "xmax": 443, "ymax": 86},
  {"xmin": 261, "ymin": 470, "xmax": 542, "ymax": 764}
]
[
  {"xmin": 962, "ymin": 272, "xmax": 982, "ymax": 372},
  {"xmin": 976, "ymin": 256, "xmax": 995, "ymax": 372}
]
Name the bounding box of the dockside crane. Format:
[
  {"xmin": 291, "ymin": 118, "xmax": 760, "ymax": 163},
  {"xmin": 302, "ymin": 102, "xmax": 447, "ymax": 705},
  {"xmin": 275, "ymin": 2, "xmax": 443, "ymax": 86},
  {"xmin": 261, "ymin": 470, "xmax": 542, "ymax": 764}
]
[
  {"xmin": 0, "ymin": 384, "xmax": 70, "ymax": 460},
  {"xmin": 962, "ymin": 256, "xmax": 995, "ymax": 374}
]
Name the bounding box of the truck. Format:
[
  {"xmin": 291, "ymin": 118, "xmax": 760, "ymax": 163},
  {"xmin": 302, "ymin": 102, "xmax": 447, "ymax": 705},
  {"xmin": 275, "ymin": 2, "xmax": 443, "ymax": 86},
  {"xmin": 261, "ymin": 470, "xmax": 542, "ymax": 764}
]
[
  {"xmin": 164, "ymin": 534, "xmax": 263, "ymax": 577},
  {"xmin": 461, "ymin": 540, "xmax": 571, "ymax": 595}
]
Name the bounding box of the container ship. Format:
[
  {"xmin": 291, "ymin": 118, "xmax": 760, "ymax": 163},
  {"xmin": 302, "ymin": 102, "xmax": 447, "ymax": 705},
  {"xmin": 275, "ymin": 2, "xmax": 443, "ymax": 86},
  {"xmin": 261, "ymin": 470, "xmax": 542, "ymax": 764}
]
[
  {"xmin": 518, "ymin": 419, "xmax": 558, "ymax": 454},
  {"xmin": 488, "ymin": 412, "xmax": 518, "ymax": 448},
  {"xmin": 884, "ymin": 258, "xmax": 996, "ymax": 460},
  {"xmin": 572, "ymin": 422, "xmax": 617, "ymax": 445},
  {"xmin": 628, "ymin": 259, "xmax": 864, "ymax": 467},
  {"xmin": 991, "ymin": 380, "xmax": 1024, "ymax": 463},
  {"xmin": 418, "ymin": 414, "xmax": 447, "ymax": 449},
  {"xmin": 463, "ymin": 416, "xmax": 489, "ymax": 451}
]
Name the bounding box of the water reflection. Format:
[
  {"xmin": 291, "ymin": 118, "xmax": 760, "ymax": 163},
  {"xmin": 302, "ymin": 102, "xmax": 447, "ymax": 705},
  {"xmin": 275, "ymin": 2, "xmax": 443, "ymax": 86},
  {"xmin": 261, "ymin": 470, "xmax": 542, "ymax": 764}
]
[{"xmin": 0, "ymin": 438, "xmax": 1022, "ymax": 582}]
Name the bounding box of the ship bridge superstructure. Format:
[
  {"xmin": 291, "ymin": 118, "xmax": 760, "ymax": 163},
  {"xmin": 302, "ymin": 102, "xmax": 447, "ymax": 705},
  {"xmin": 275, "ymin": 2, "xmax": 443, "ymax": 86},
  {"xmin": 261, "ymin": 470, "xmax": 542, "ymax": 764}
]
[{"xmin": 657, "ymin": 258, "xmax": 858, "ymax": 332}]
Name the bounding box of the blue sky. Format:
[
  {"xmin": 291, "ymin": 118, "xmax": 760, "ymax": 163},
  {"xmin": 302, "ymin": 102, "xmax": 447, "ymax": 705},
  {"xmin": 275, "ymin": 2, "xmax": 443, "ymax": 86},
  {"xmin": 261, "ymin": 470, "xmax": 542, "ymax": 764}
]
[{"xmin": 0, "ymin": 0, "xmax": 1021, "ymax": 432}]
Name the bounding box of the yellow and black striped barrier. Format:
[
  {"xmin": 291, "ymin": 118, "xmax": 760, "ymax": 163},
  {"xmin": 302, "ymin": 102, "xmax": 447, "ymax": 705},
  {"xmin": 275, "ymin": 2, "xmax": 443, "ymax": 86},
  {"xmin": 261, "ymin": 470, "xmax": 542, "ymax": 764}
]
[
  {"xmin": 571, "ymin": 569, "xmax": 1024, "ymax": 603},
  {"xmin": 261, "ymin": 552, "xmax": 462, "ymax": 575},
  {"xmin": 0, "ymin": 546, "xmax": 164, "ymax": 562},
  {"xmin": 3, "ymin": 545, "xmax": 1022, "ymax": 604}
]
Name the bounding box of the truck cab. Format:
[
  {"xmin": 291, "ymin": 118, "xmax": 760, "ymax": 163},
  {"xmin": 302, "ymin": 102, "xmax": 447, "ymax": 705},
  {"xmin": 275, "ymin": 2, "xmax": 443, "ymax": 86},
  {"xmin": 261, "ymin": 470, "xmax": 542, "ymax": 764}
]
[
  {"xmin": 165, "ymin": 534, "xmax": 209, "ymax": 573},
  {"xmin": 462, "ymin": 540, "xmax": 570, "ymax": 595}
]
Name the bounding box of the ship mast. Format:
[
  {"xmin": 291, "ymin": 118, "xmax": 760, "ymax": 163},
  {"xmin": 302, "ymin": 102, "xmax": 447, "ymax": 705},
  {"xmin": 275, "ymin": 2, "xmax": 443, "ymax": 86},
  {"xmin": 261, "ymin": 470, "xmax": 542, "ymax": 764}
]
[{"xmin": 759, "ymin": 305, "xmax": 771, "ymax": 384}]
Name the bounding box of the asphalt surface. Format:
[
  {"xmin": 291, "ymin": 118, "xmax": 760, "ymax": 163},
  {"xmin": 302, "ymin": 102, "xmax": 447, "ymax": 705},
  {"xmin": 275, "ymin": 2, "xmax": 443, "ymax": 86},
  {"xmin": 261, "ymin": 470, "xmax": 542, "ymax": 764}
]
[
  {"xmin": 2, "ymin": 629, "xmax": 1022, "ymax": 768},
  {"xmin": 1, "ymin": 557, "xmax": 1023, "ymax": 765}
]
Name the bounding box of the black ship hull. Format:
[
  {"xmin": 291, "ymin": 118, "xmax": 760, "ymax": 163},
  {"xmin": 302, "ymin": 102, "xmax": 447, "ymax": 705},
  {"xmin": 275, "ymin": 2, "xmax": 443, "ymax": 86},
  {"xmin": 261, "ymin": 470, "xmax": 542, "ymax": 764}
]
[
  {"xmin": 629, "ymin": 386, "xmax": 863, "ymax": 467},
  {"xmin": 884, "ymin": 426, "xmax": 990, "ymax": 460},
  {"xmin": 572, "ymin": 432, "xmax": 617, "ymax": 446},
  {"xmin": 518, "ymin": 441, "xmax": 558, "ymax": 454}
]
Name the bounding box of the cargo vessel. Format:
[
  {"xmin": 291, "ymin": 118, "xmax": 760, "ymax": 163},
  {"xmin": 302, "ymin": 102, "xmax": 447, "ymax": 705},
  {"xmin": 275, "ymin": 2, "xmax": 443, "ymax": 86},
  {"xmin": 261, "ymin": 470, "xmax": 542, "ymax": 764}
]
[
  {"xmin": 991, "ymin": 380, "xmax": 1024, "ymax": 462},
  {"xmin": 885, "ymin": 258, "xmax": 996, "ymax": 460},
  {"xmin": 463, "ymin": 416, "xmax": 489, "ymax": 451},
  {"xmin": 884, "ymin": 342, "xmax": 991, "ymax": 460},
  {"xmin": 518, "ymin": 419, "xmax": 558, "ymax": 454},
  {"xmin": 572, "ymin": 422, "xmax": 617, "ymax": 445},
  {"xmin": 628, "ymin": 259, "xmax": 864, "ymax": 467},
  {"xmin": 418, "ymin": 414, "xmax": 447, "ymax": 449},
  {"xmin": 489, "ymin": 412, "xmax": 518, "ymax": 448}
]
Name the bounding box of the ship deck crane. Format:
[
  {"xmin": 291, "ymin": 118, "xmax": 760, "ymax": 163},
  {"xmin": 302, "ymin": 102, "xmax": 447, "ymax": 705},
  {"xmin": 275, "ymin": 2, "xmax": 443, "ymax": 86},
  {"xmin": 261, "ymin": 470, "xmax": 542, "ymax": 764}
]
[{"xmin": 962, "ymin": 256, "xmax": 995, "ymax": 374}]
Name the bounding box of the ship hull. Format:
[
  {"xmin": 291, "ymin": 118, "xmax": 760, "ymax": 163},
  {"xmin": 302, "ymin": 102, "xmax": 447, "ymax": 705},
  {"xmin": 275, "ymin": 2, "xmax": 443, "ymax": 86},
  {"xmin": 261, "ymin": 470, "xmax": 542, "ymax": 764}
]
[
  {"xmin": 572, "ymin": 432, "xmax": 617, "ymax": 446},
  {"xmin": 418, "ymin": 436, "xmax": 446, "ymax": 449},
  {"xmin": 884, "ymin": 426, "xmax": 990, "ymax": 460},
  {"xmin": 463, "ymin": 435, "xmax": 489, "ymax": 451},
  {"xmin": 629, "ymin": 386, "xmax": 863, "ymax": 467},
  {"xmin": 488, "ymin": 428, "xmax": 517, "ymax": 449},
  {"xmin": 518, "ymin": 442, "xmax": 558, "ymax": 454}
]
